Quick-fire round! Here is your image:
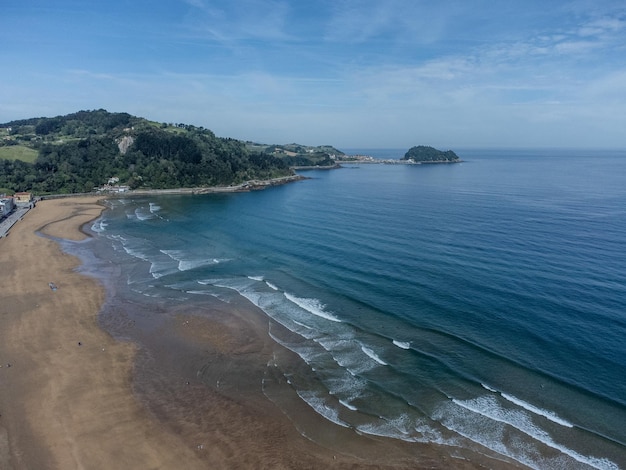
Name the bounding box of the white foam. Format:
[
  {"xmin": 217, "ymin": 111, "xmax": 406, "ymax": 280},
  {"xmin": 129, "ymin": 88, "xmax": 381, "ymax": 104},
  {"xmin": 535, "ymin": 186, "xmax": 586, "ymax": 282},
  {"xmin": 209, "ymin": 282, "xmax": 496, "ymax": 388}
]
[
  {"xmin": 185, "ymin": 290, "xmax": 214, "ymax": 295},
  {"xmin": 149, "ymin": 261, "xmax": 178, "ymax": 279},
  {"xmin": 480, "ymin": 384, "xmax": 573, "ymax": 428},
  {"xmin": 149, "ymin": 202, "xmax": 161, "ymax": 212},
  {"xmin": 326, "ymin": 373, "xmax": 367, "ymax": 399},
  {"xmin": 292, "ymin": 320, "xmax": 313, "ymax": 330},
  {"xmin": 446, "ymin": 397, "xmax": 618, "ymax": 470},
  {"xmin": 453, "ymin": 396, "xmax": 549, "ymax": 441},
  {"xmin": 296, "ymin": 391, "xmax": 350, "ymax": 429},
  {"xmin": 208, "ymin": 278, "xmax": 277, "ymax": 313},
  {"xmin": 178, "ymin": 258, "xmax": 219, "ymax": 271},
  {"xmin": 284, "ymin": 292, "xmax": 341, "ymax": 322},
  {"xmin": 501, "ymin": 393, "xmax": 573, "ymax": 428},
  {"xmin": 91, "ymin": 219, "xmax": 108, "ymax": 233},
  {"xmin": 121, "ymin": 245, "xmax": 150, "ymax": 262},
  {"xmin": 309, "ymin": 335, "xmax": 380, "ymax": 376},
  {"xmin": 339, "ymin": 399, "xmax": 358, "ymax": 411},
  {"xmin": 392, "ymin": 339, "xmax": 411, "ymax": 349},
  {"xmin": 235, "ymin": 288, "xmax": 263, "ymax": 308},
  {"xmin": 361, "ymin": 345, "xmax": 388, "ymax": 365},
  {"xmin": 134, "ymin": 207, "xmax": 154, "ymax": 221},
  {"xmin": 355, "ymin": 415, "xmax": 426, "ymax": 443},
  {"xmin": 161, "ymin": 250, "xmax": 225, "ymax": 272},
  {"xmin": 161, "ymin": 249, "xmax": 184, "ymax": 259},
  {"xmin": 247, "ymin": 275, "xmax": 264, "ymax": 281},
  {"xmin": 434, "ymin": 404, "xmax": 539, "ymax": 469},
  {"xmin": 265, "ymin": 281, "xmax": 278, "ymax": 290}
]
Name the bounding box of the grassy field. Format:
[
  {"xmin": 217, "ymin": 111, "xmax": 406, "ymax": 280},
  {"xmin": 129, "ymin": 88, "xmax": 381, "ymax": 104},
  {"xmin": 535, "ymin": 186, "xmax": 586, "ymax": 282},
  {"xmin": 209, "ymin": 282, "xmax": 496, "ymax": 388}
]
[{"xmin": 0, "ymin": 146, "xmax": 39, "ymax": 162}]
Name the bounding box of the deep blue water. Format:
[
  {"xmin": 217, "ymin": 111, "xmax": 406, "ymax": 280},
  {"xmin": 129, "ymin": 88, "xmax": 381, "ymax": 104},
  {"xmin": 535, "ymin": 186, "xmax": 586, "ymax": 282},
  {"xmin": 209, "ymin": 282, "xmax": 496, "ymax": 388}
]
[{"xmin": 88, "ymin": 149, "xmax": 626, "ymax": 469}]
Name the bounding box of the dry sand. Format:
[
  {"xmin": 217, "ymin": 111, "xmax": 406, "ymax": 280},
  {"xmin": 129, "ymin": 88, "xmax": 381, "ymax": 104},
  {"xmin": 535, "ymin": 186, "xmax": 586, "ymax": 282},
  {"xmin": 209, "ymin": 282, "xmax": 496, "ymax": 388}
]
[
  {"xmin": 0, "ymin": 196, "xmax": 514, "ymax": 469},
  {"xmin": 0, "ymin": 197, "xmax": 208, "ymax": 469}
]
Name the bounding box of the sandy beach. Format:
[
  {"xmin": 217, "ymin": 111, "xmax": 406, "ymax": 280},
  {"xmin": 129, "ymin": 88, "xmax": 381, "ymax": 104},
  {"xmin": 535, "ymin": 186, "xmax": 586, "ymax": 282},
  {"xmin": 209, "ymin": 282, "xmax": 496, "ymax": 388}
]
[
  {"xmin": 0, "ymin": 197, "xmax": 210, "ymax": 469},
  {"xmin": 0, "ymin": 196, "xmax": 513, "ymax": 469}
]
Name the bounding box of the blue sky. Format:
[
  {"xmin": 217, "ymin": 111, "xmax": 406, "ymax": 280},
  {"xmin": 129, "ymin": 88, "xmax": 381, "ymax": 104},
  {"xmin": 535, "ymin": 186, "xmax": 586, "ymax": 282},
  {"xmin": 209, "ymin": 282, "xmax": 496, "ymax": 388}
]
[{"xmin": 2, "ymin": 0, "xmax": 625, "ymax": 149}]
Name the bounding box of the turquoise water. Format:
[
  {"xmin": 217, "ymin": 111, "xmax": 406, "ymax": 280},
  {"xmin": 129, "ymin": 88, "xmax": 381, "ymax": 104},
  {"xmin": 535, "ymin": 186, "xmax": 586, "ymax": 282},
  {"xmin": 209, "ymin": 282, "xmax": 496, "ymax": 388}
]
[{"xmin": 88, "ymin": 149, "xmax": 626, "ymax": 469}]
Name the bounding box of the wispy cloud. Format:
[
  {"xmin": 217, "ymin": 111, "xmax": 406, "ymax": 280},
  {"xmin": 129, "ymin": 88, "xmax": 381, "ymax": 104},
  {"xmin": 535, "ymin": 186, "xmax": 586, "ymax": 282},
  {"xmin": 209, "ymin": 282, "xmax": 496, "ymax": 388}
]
[
  {"xmin": 181, "ymin": 0, "xmax": 293, "ymax": 43},
  {"xmin": 323, "ymin": 0, "xmax": 462, "ymax": 44},
  {"xmin": 577, "ymin": 16, "xmax": 626, "ymax": 36}
]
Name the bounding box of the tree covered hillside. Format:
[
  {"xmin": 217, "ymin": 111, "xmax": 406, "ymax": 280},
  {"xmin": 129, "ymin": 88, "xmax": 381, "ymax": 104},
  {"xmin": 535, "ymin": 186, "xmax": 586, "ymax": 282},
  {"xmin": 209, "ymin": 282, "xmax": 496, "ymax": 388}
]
[
  {"xmin": 0, "ymin": 110, "xmax": 293, "ymax": 194},
  {"xmin": 245, "ymin": 142, "xmax": 344, "ymax": 167}
]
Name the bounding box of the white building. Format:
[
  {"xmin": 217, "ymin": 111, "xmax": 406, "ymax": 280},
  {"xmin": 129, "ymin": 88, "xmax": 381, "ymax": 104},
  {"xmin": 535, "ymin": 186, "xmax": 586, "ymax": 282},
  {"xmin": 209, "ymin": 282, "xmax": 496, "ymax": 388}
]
[{"xmin": 0, "ymin": 197, "xmax": 15, "ymax": 217}]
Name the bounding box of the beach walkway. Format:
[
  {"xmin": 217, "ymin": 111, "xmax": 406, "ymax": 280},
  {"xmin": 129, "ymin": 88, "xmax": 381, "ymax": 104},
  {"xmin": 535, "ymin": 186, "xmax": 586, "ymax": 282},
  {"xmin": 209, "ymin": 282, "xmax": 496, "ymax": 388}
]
[{"xmin": 0, "ymin": 206, "xmax": 31, "ymax": 238}]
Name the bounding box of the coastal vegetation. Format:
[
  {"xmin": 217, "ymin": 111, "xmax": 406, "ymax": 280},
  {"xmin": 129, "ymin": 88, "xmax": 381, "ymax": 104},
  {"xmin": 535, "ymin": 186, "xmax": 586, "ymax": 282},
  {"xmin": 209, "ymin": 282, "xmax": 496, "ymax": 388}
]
[
  {"xmin": 402, "ymin": 145, "xmax": 460, "ymax": 162},
  {"xmin": 245, "ymin": 142, "xmax": 344, "ymax": 167},
  {"xmin": 0, "ymin": 110, "xmax": 338, "ymax": 195},
  {"xmin": 0, "ymin": 145, "xmax": 39, "ymax": 163},
  {"xmin": 0, "ymin": 110, "xmax": 460, "ymax": 196}
]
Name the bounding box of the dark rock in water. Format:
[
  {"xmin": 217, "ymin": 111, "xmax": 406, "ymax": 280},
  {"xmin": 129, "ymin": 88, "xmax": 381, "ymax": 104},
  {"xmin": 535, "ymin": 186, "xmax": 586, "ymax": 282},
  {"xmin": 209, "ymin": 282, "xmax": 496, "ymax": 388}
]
[{"xmin": 402, "ymin": 145, "xmax": 460, "ymax": 162}]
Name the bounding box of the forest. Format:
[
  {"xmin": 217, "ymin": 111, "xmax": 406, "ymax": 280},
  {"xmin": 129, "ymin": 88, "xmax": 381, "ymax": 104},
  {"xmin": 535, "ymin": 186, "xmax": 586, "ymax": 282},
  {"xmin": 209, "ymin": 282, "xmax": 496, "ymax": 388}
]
[{"xmin": 0, "ymin": 110, "xmax": 315, "ymax": 194}]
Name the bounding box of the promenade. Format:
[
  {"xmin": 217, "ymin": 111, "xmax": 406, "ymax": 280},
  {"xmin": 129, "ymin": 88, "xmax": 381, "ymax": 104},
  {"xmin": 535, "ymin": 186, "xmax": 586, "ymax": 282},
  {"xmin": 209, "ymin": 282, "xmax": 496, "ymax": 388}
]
[{"xmin": 0, "ymin": 206, "xmax": 31, "ymax": 238}]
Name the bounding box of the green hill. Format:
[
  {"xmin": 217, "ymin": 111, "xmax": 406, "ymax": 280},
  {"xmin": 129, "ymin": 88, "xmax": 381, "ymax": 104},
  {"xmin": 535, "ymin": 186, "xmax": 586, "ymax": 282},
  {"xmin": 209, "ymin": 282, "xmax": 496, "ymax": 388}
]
[
  {"xmin": 0, "ymin": 110, "xmax": 296, "ymax": 194},
  {"xmin": 245, "ymin": 142, "xmax": 344, "ymax": 167}
]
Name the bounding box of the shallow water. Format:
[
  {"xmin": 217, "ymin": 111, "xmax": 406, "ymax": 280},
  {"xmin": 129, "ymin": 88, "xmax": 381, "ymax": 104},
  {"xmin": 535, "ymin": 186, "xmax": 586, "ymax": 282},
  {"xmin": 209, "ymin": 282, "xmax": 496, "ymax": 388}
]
[{"xmin": 85, "ymin": 149, "xmax": 626, "ymax": 469}]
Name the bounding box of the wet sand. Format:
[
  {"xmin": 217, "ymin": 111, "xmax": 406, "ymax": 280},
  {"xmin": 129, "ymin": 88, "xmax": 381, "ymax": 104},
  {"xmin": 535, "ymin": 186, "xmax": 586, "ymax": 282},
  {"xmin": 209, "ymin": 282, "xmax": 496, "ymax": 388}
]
[{"xmin": 0, "ymin": 196, "xmax": 517, "ymax": 469}]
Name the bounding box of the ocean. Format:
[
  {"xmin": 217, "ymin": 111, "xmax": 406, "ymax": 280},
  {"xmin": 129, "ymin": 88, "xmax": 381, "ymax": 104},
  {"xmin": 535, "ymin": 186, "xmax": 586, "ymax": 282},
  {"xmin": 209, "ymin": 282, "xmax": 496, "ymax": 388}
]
[{"xmin": 80, "ymin": 148, "xmax": 625, "ymax": 469}]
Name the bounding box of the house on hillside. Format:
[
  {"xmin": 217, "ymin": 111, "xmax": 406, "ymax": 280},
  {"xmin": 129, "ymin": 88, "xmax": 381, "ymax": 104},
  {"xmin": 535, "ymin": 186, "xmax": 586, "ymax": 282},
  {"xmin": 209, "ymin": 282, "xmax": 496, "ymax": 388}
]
[
  {"xmin": 14, "ymin": 192, "xmax": 33, "ymax": 204},
  {"xmin": 97, "ymin": 184, "xmax": 129, "ymax": 193}
]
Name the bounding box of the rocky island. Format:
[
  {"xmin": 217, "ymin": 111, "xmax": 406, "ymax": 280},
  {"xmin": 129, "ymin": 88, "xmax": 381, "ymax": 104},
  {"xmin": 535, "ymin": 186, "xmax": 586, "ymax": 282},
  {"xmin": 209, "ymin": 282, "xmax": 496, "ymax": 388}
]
[
  {"xmin": 337, "ymin": 146, "xmax": 461, "ymax": 165},
  {"xmin": 402, "ymin": 145, "xmax": 461, "ymax": 163}
]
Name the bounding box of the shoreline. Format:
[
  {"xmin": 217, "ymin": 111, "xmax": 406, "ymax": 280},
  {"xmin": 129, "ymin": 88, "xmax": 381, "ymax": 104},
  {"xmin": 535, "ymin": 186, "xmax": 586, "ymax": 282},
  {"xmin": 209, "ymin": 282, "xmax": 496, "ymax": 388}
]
[
  {"xmin": 0, "ymin": 196, "xmax": 514, "ymax": 469},
  {"xmin": 98, "ymin": 174, "xmax": 308, "ymax": 197},
  {"xmin": 0, "ymin": 197, "xmax": 207, "ymax": 469},
  {"xmin": 336, "ymin": 159, "xmax": 462, "ymax": 165},
  {"xmin": 26, "ymin": 175, "xmax": 307, "ymax": 204}
]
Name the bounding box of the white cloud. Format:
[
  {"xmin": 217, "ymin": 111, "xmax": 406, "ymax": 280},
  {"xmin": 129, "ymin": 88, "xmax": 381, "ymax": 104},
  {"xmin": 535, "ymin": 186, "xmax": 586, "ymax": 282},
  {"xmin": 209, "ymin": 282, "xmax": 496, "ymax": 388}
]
[
  {"xmin": 552, "ymin": 40, "xmax": 599, "ymax": 55},
  {"xmin": 323, "ymin": 0, "xmax": 459, "ymax": 44},
  {"xmin": 182, "ymin": 0, "xmax": 292, "ymax": 42},
  {"xmin": 577, "ymin": 16, "xmax": 626, "ymax": 37}
]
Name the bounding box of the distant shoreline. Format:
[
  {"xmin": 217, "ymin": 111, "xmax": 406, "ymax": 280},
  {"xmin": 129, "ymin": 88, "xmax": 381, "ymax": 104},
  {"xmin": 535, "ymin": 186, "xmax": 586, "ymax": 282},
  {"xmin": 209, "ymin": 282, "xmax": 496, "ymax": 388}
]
[
  {"xmin": 27, "ymin": 160, "xmax": 464, "ymax": 205},
  {"xmin": 337, "ymin": 158, "xmax": 462, "ymax": 165},
  {"xmin": 37, "ymin": 174, "xmax": 307, "ymax": 201}
]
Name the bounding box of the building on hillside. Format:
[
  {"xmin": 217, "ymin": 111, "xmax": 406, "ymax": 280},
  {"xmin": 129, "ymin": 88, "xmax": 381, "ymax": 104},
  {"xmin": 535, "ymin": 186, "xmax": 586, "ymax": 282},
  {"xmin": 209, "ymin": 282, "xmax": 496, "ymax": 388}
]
[
  {"xmin": 0, "ymin": 197, "xmax": 15, "ymax": 217},
  {"xmin": 14, "ymin": 192, "xmax": 33, "ymax": 204},
  {"xmin": 97, "ymin": 184, "xmax": 129, "ymax": 193}
]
